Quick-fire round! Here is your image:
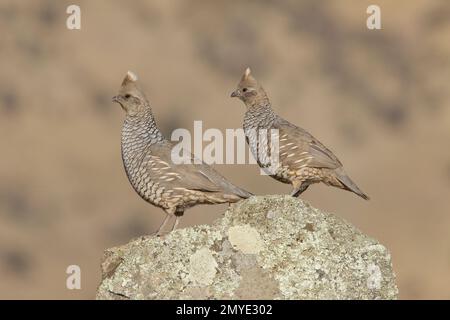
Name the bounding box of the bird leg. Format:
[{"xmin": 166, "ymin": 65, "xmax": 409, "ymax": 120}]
[
  {"xmin": 154, "ymin": 214, "xmax": 171, "ymax": 236},
  {"xmin": 171, "ymin": 209, "xmax": 184, "ymax": 232},
  {"xmin": 291, "ymin": 182, "xmax": 310, "ymax": 197},
  {"xmin": 171, "ymin": 216, "xmax": 180, "ymax": 232}
]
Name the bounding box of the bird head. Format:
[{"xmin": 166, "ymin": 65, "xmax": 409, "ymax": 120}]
[
  {"xmin": 112, "ymin": 71, "xmax": 150, "ymax": 115},
  {"xmin": 230, "ymin": 67, "xmax": 267, "ymax": 107}
]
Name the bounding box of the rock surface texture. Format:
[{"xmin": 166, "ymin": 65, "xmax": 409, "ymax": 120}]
[{"xmin": 96, "ymin": 195, "xmax": 398, "ymax": 300}]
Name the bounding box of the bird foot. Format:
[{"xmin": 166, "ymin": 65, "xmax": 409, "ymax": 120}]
[{"xmin": 149, "ymin": 230, "xmax": 170, "ymax": 238}]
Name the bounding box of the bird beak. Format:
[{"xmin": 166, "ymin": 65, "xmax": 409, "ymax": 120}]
[
  {"xmin": 112, "ymin": 96, "xmax": 119, "ymax": 103},
  {"xmin": 230, "ymin": 90, "xmax": 239, "ymax": 98}
]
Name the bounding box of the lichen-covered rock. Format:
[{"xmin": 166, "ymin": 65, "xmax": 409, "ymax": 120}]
[{"xmin": 96, "ymin": 195, "xmax": 398, "ymax": 300}]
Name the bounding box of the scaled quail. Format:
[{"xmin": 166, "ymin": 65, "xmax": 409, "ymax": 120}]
[
  {"xmin": 231, "ymin": 68, "xmax": 369, "ymax": 200},
  {"xmin": 113, "ymin": 71, "xmax": 252, "ymax": 235}
]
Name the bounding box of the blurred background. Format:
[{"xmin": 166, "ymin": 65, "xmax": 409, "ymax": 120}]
[{"xmin": 0, "ymin": 0, "xmax": 449, "ymax": 299}]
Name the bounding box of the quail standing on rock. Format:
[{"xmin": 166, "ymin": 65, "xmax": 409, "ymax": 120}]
[
  {"xmin": 113, "ymin": 71, "xmax": 252, "ymax": 235},
  {"xmin": 231, "ymin": 68, "xmax": 369, "ymax": 200}
]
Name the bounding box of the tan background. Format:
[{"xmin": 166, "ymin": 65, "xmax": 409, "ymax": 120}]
[{"xmin": 0, "ymin": 0, "xmax": 449, "ymax": 299}]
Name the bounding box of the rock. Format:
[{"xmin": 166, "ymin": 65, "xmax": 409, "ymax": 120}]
[{"xmin": 96, "ymin": 195, "xmax": 398, "ymax": 300}]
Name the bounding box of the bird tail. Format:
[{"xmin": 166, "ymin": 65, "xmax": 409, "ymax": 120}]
[
  {"xmin": 231, "ymin": 187, "xmax": 253, "ymax": 199},
  {"xmin": 218, "ymin": 181, "xmax": 253, "ymax": 200},
  {"xmin": 220, "ymin": 189, "xmax": 253, "ymax": 203},
  {"xmin": 335, "ymin": 170, "xmax": 370, "ymax": 200}
]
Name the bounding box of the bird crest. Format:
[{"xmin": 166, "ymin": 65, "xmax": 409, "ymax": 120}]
[
  {"xmin": 244, "ymin": 67, "xmax": 251, "ymax": 78},
  {"xmin": 239, "ymin": 67, "xmax": 258, "ymax": 88},
  {"xmin": 122, "ymin": 71, "xmax": 138, "ymax": 86},
  {"xmin": 118, "ymin": 71, "xmax": 148, "ymax": 103}
]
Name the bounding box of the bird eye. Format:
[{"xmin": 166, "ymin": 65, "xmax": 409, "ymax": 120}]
[
  {"xmin": 242, "ymin": 88, "xmax": 248, "ymax": 92},
  {"xmin": 124, "ymin": 94, "xmax": 131, "ymax": 99}
]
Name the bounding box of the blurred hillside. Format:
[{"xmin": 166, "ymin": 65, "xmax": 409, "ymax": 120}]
[{"xmin": 0, "ymin": 0, "xmax": 449, "ymax": 299}]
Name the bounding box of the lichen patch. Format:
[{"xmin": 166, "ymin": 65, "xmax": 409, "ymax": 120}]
[
  {"xmin": 228, "ymin": 225, "xmax": 264, "ymax": 254},
  {"xmin": 188, "ymin": 247, "xmax": 218, "ymax": 286}
]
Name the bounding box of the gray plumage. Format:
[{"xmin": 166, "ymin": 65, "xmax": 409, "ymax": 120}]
[
  {"xmin": 231, "ymin": 68, "xmax": 369, "ymax": 200},
  {"xmin": 113, "ymin": 71, "xmax": 251, "ymax": 235}
]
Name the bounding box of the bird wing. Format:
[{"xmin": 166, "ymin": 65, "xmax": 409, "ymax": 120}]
[
  {"xmin": 146, "ymin": 142, "xmax": 251, "ymax": 197},
  {"xmin": 274, "ymin": 119, "xmax": 342, "ymax": 170}
]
